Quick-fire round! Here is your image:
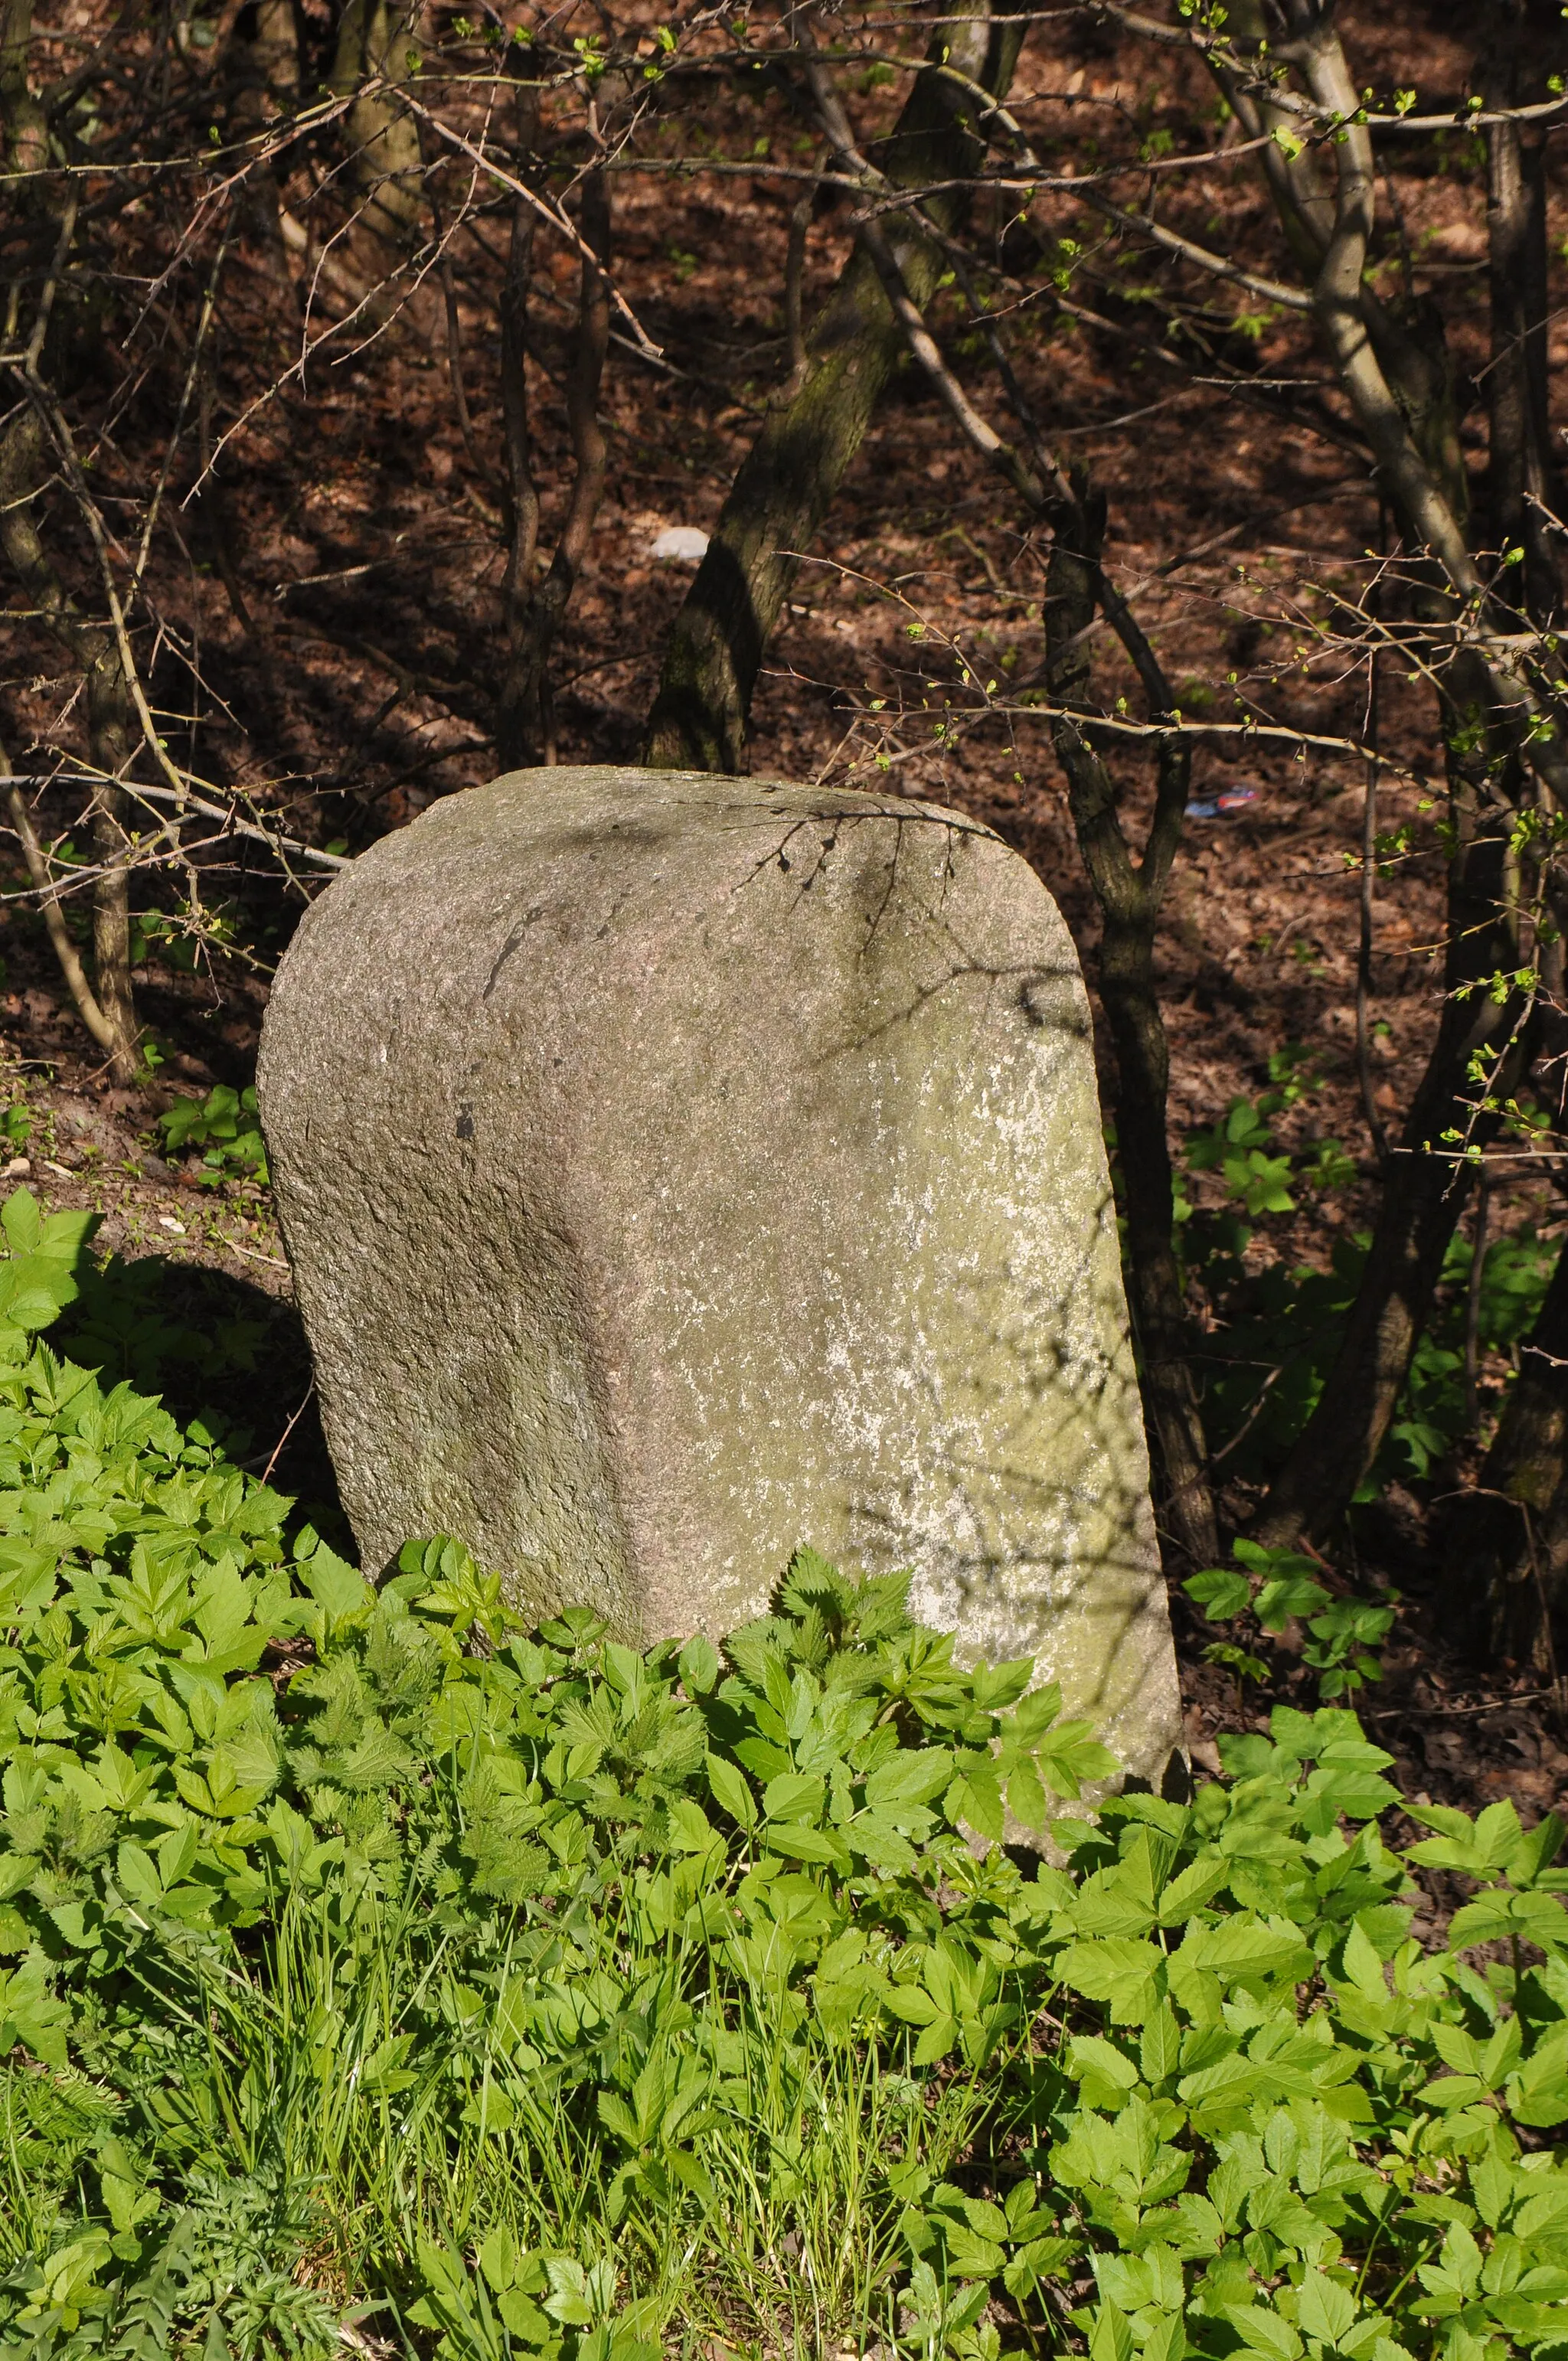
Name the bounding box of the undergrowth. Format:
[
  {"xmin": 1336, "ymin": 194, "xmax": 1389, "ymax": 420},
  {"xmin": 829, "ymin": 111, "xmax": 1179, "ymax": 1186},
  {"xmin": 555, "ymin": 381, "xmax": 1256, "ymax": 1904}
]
[
  {"xmin": 1, "ymin": 1189, "xmax": 1566, "ymax": 2361},
  {"xmin": 1168, "ymin": 1053, "xmax": 1556, "ymax": 1494}
]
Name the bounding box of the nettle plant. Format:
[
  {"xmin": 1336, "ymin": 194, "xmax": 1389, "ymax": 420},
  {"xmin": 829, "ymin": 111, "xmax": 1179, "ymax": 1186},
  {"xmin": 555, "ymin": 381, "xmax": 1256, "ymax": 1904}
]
[{"xmin": 0, "ymin": 1187, "xmax": 1566, "ymax": 2361}]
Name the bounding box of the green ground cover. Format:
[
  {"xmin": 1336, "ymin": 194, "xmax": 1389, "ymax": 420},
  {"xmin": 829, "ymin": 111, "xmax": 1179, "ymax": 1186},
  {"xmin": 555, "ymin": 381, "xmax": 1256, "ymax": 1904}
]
[{"xmin": 1, "ymin": 1191, "xmax": 1566, "ymax": 2361}]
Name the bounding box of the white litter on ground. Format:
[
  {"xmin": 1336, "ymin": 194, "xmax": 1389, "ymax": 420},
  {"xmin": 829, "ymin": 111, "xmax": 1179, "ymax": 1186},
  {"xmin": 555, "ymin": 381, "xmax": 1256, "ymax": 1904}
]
[{"xmin": 650, "ymin": 526, "xmax": 710, "ymax": 563}]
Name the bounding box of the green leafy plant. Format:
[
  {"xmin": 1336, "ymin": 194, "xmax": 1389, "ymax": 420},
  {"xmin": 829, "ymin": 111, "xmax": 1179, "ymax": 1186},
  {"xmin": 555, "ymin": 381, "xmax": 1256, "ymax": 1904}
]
[
  {"xmin": 1186, "ymin": 1096, "xmax": 1298, "ymax": 1219},
  {"xmin": 2, "ymin": 1189, "xmax": 1567, "ymax": 2361},
  {"xmin": 1186, "ymin": 1541, "xmax": 1398, "ymax": 1700},
  {"xmin": 156, "ymin": 1086, "xmax": 268, "ymax": 1187},
  {"xmin": 1180, "ymin": 1049, "xmax": 1346, "ymax": 1227}
]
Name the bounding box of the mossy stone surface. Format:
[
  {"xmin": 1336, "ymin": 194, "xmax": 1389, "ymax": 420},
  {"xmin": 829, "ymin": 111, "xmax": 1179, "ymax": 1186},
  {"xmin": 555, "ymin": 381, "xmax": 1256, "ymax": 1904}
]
[{"xmin": 258, "ymin": 767, "xmax": 1181, "ymax": 1783}]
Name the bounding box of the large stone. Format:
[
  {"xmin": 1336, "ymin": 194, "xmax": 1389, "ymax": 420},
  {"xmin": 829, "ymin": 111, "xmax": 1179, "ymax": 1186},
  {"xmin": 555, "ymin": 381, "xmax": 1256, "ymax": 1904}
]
[{"xmin": 257, "ymin": 767, "xmax": 1181, "ymax": 1781}]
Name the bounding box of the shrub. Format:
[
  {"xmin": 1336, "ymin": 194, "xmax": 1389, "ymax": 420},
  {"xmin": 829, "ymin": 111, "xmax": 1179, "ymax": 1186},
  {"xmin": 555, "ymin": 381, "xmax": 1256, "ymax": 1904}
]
[{"xmin": 1, "ymin": 1190, "xmax": 1566, "ymax": 2361}]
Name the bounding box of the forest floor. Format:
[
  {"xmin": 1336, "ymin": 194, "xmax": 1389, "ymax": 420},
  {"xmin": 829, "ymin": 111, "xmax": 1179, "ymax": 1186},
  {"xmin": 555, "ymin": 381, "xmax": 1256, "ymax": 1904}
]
[{"xmin": 2, "ymin": 0, "xmax": 1565, "ymax": 1830}]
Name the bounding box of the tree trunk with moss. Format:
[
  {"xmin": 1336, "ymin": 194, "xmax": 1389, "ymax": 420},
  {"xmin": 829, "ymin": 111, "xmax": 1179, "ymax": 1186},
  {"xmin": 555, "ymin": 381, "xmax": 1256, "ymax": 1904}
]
[
  {"xmin": 643, "ymin": 0, "xmax": 1030, "ymax": 772},
  {"xmin": 332, "ymin": 0, "xmax": 425, "ymax": 301},
  {"xmin": 1210, "ymin": 3, "xmax": 1550, "ymax": 1550}
]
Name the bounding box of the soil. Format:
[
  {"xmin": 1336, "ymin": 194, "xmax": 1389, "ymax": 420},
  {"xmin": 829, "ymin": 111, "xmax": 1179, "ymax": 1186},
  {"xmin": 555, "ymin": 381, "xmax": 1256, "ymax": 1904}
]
[{"xmin": 2, "ymin": 0, "xmax": 1565, "ymax": 1830}]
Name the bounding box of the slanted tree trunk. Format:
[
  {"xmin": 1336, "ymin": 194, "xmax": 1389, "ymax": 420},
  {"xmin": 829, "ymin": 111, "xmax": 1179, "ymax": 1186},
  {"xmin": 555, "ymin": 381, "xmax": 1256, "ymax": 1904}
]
[
  {"xmin": 1195, "ymin": 2, "xmax": 1553, "ymax": 1547},
  {"xmin": 5, "ymin": 769, "xmax": 123, "ymax": 1065},
  {"xmin": 642, "ymin": 0, "xmax": 1031, "ymax": 772}
]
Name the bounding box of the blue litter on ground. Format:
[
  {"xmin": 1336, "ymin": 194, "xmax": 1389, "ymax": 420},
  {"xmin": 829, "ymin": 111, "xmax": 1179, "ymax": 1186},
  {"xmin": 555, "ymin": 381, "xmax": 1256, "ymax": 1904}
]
[{"xmin": 1185, "ymin": 788, "xmax": 1258, "ymax": 820}]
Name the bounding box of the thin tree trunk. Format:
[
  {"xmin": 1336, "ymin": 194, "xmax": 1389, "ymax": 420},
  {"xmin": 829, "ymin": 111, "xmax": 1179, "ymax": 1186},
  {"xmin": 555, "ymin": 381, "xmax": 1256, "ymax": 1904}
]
[
  {"xmin": 229, "ymin": 0, "xmax": 299, "ymax": 260},
  {"xmin": 1256, "ymin": 665, "xmax": 1531, "ymax": 1545},
  {"xmin": 1446, "ymin": 21, "xmax": 1568, "ymax": 1661},
  {"xmin": 2, "ymin": 12, "xmax": 137, "ymax": 1079},
  {"xmin": 1044, "ymin": 482, "xmax": 1217, "ymax": 1566},
  {"xmin": 1485, "ymin": 8, "xmax": 1563, "ymax": 617},
  {"xmin": 0, "ymin": 408, "xmax": 139, "ymax": 1079},
  {"xmin": 1444, "ymin": 1234, "xmax": 1568, "ymax": 1680},
  {"xmin": 642, "ymin": 0, "xmax": 1031, "ymax": 772},
  {"xmin": 495, "ymin": 136, "xmax": 610, "ymax": 771},
  {"xmin": 498, "ymin": 81, "xmax": 541, "ymax": 635}
]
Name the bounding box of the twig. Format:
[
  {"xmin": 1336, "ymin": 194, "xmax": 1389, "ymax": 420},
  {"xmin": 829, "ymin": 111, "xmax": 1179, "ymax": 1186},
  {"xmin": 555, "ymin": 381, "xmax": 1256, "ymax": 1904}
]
[
  {"xmin": 403, "ymin": 96, "xmax": 662, "ymax": 359},
  {"xmin": 1364, "ymin": 1688, "xmax": 1560, "ymax": 1719},
  {"xmin": 1464, "ymin": 1168, "xmax": 1491, "ymax": 1435},
  {"xmin": 1073, "ymin": 185, "xmax": 1313, "ymax": 314},
  {"xmin": 0, "ymin": 773, "xmax": 349, "ymax": 871},
  {"xmin": 260, "ymin": 1379, "xmax": 315, "ymax": 1486},
  {"xmin": 222, "ymin": 1236, "xmax": 291, "ymax": 1271}
]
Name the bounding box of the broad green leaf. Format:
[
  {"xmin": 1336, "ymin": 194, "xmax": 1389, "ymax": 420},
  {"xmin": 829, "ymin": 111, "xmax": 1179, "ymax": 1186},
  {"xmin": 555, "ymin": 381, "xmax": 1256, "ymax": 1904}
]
[
  {"xmin": 1183, "ymin": 1915, "xmax": 1314, "ymax": 1987},
  {"xmin": 1451, "ymin": 1888, "xmax": 1568, "ymax": 1953},
  {"xmin": 707, "ymin": 1750, "xmax": 756, "ymax": 1830},
  {"xmin": 299, "ymin": 1541, "xmax": 372, "ymax": 1625},
  {"xmin": 762, "ymin": 1771, "xmax": 823, "ymax": 1824},
  {"xmin": 1090, "ymin": 2301, "xmax": 1135, "ymax": 2361},
  {"xmin": 1227, "ymin": 2305, "xmax": 1304, "ymax": 2361},
  {"xmin": 761, "ymin": 1818, "xmax": 848, "ymax": 1866},
  {"xmin": 1296, "ymin": 2271, "xmax": 1359, "ymax": 2346},
  {"xmin": 1141, "ymin": 2002, "xmax": 1181, "ymax": 2085},
  {"xmin": 1157, "ymin": 1854, "xmax": 1230, "ymax": 1925},
  {"xmin": 1057, "ymin": 1938, "xmax": 1165, "ymax": 2021},
  {"xmin": 678, "ymin": 1634, "xmax": 720, "ymax": 1693},
  {"xmin": 1185, "ymin": 1568, "xmax": 1253, "ymax": 1621},
  {"xmin": 1067, "ymin": 2034, "xmax": 1142, "ymax": 2093}
]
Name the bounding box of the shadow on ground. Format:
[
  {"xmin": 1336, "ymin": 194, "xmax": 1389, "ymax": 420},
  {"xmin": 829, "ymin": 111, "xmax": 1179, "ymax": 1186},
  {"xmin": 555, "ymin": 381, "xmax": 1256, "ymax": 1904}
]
[{"xmin": 54, "ymin": 1250, "xmax": 348, "ymax": 1546}]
